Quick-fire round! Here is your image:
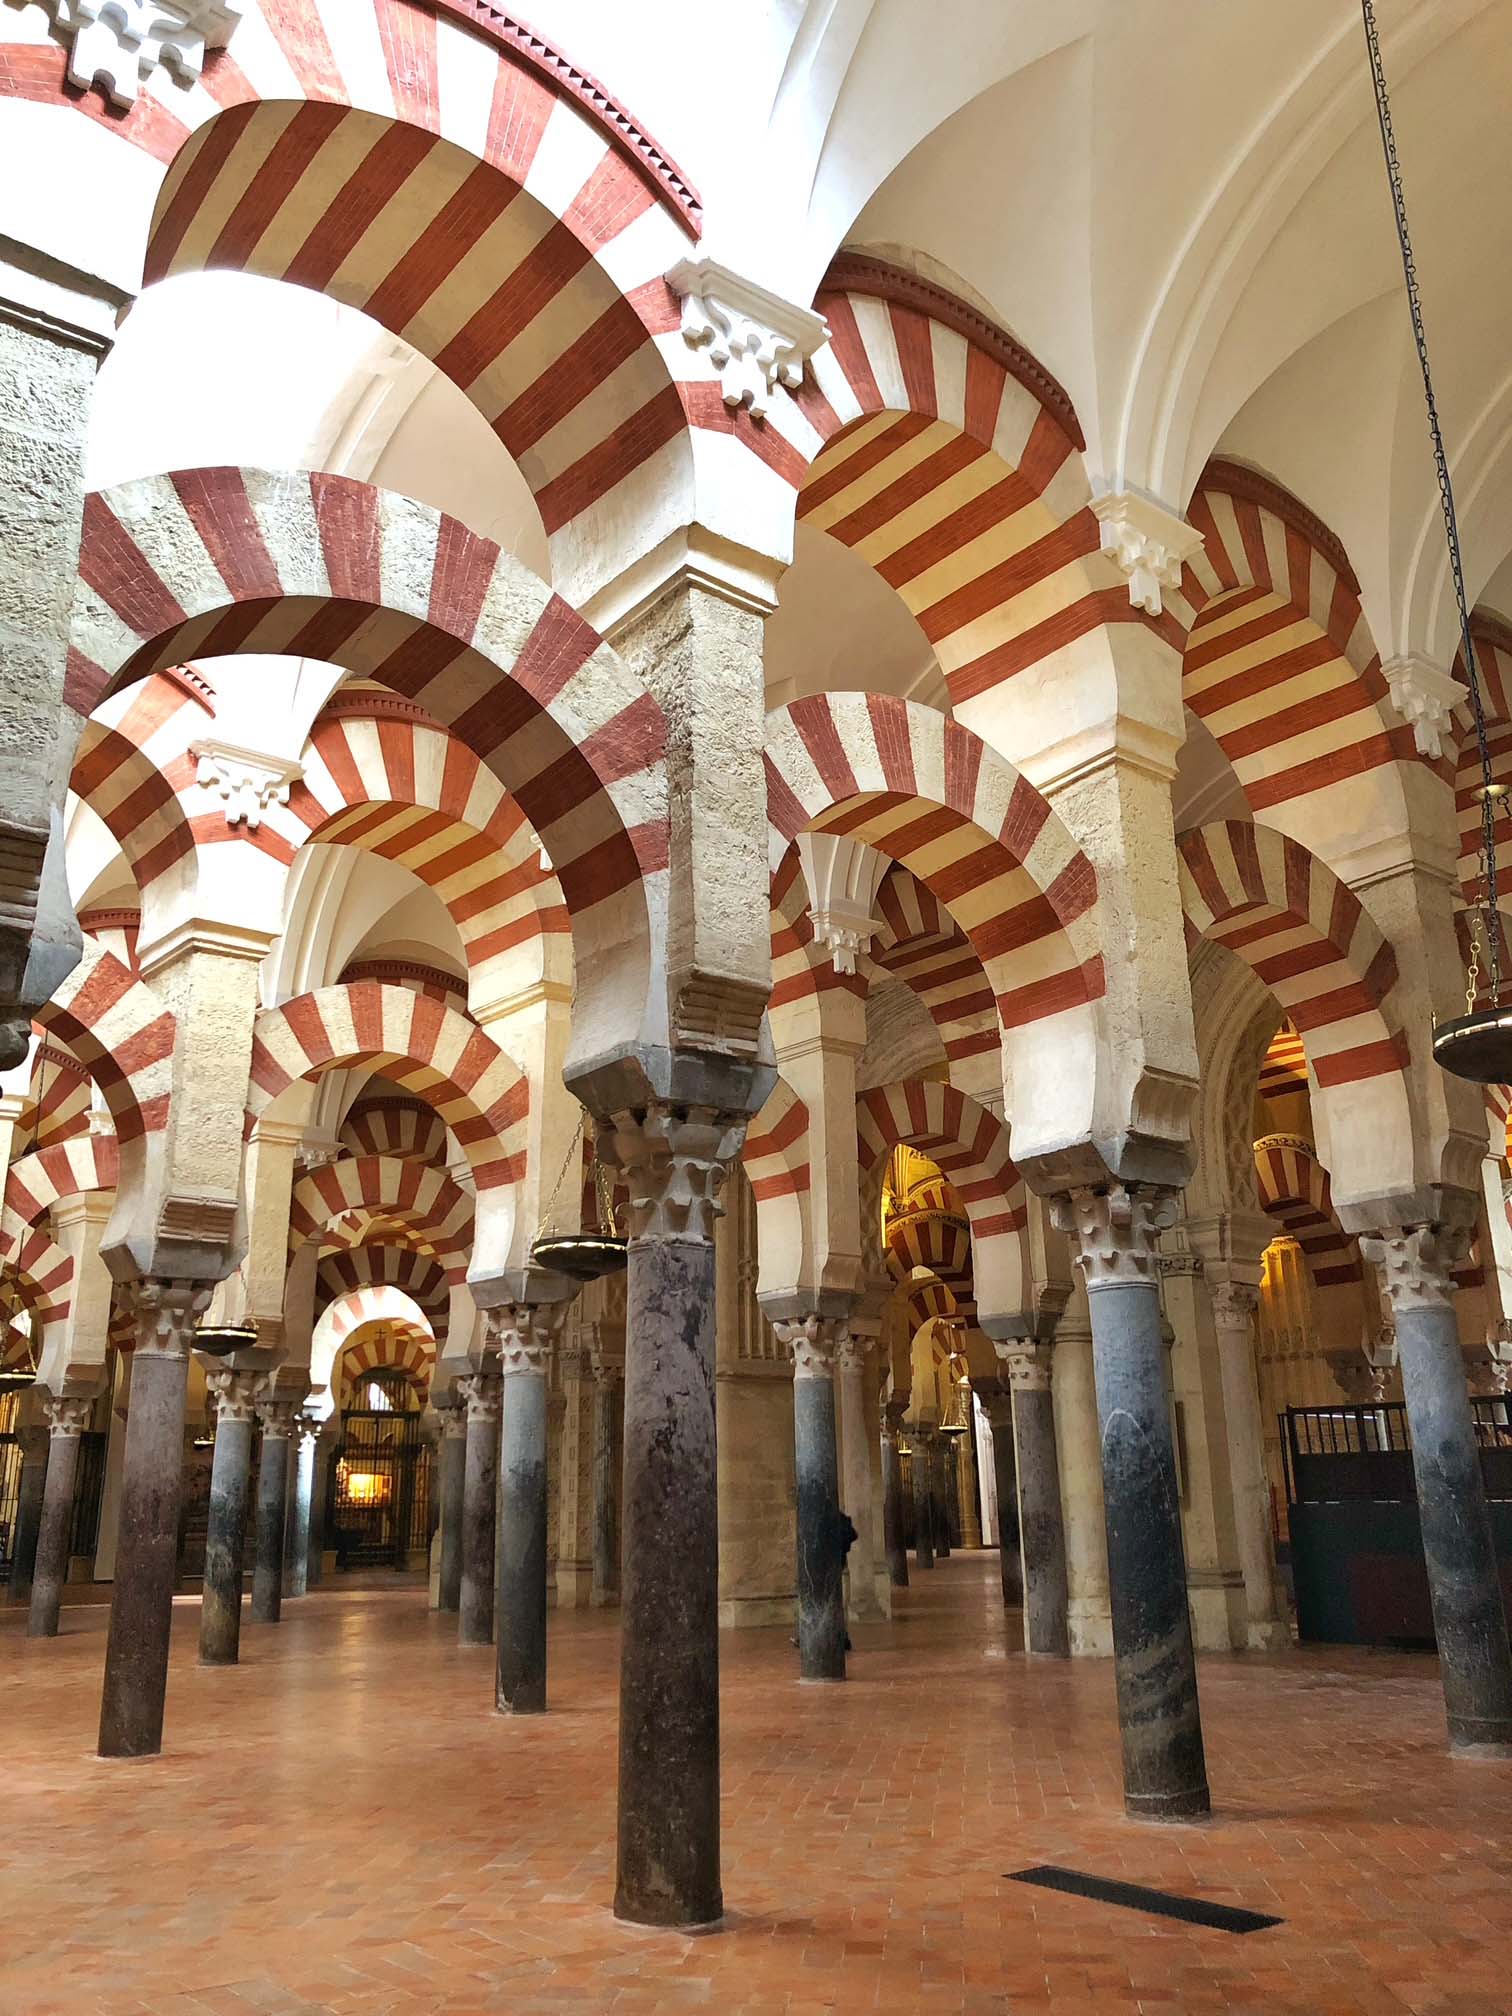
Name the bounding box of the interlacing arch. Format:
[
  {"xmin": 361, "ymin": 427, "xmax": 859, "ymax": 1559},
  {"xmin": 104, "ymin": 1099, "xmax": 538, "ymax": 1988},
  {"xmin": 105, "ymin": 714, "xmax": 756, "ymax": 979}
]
[
  {"xmin": 787, "ymin": 257, "xmax": 1154, "ymax": 710},
  {"xmin": 5, "ymin": 1137, "xmax": 120, "ymax": 1229},
  {"xmin": 11, "ymin": 1045, "xmax": 92, "ymax": 1161},
  {"xmin": 72, "ymin": 467, "xmax": 667, "ymax": 1044},
  {"xmin": 856, "ymin": 1081, "xmax": 1027, "ymax": 1324},
  {"xmin": 287, "ymin": 1155, "xmax": 472, "ymax": 1281},
  {"xmin": 339, "ymin": 1095, "xmax": 450, "ymax": 1165},
  {"xmin": 310, "ymin": 1285, "xmax": 436, "ymax": 1398},
  {"xmin": 35, "ymin": 940, "xmax": 175, "ymax": 1150},
  {"xmin": 0, "ymin": 1211, "xmax": 72, "ymax": 1331},
  {"xmin": 871, "ymin": 869, "xmax": 997, "ymax": 1067},
  {"xmin": 336, "ymin": 1325, "xmax": 435, "ymax": 1401},
  {"xmin": 249, "ymin": 982, "xmax": 526, "ymax": 1199},
  {"xmin": 317, "ymin": 1249, "xmax": 450, "ymax": 1342},
  {"xmin": 1180, "ymin": 465, "xmax": 1411, "ymax": 844},
  {"xmin": 1253, "ymin": 1135, "xmax": 1362, "ymax": 1289}
]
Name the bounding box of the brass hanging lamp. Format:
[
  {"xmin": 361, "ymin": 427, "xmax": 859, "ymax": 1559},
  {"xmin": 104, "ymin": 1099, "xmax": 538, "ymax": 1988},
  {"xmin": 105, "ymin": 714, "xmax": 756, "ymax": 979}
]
[
  {"xmin": 1362, "ymin": 1, "xmax": 1512, "ymax": 1081},
  {"xmin": 529, "ymin": 1112, "xmax": 627, "ymax": 1282}
]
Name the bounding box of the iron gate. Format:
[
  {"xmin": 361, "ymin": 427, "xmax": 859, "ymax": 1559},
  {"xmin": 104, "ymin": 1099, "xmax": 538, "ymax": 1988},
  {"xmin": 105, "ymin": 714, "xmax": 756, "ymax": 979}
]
[
  {"xmin": 0, "ymin": 1432, "xmax": 20, "ymax": 1576},
  {"xmin": 327, "ymin": 1410, "xmax": 431, "ymax": 1569}
]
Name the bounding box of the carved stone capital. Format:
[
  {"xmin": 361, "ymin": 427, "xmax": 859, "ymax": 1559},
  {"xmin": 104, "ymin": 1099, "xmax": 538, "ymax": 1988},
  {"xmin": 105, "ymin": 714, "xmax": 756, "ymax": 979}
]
[
  {"xmin": 296, "ymin": 1410, "xmax": 322, "ymax": 1448},
  {"xmin": 834, "ymin": 1333, "xmax": 872, "ymax": 1376},
  {"xmin": 190, "ymin": 738, "xmax": 302, "ymax": 831},
  {"xmin": 487, "ymin": 1301, "xmax": 569, "ymax": 1377},
  {"xmin": 122, "ymin": 1277, "xmax": 213, "ymax": 1360},
  {"xmin": 881, "ymin": 1394, "xmax": 910, "ymax": 1436},
  {"xmin": 1090, "ymin": 489, "xmax": 1203, "ymax": 617},
  {"xmin": 1358, "ymin": 1221, "xmax": 1472, "ymax": 1314},
  {"xmin": 255, "ymin": 1396, "xmax": 297, "ymax": 1438},
  {"xmin": 42, "ymin": 0, "xmax": 243, "ymax": 111},
  {"xmin": 595, "ymin": 1104, "xmax": 747, "ymax": 1244},
  {"xmin": 456, "ymin": 1369, "xmax": 503, "ymax": 1424},
  {"xmin": 1049, "ymin": 1183, "xmax": 1179, "ymax": 1290},
  {"xmin": 205, "ymin": 1367, "xmax": 265, "ymax": 1426},
  {"xmin": 666, "ymin": 256, "xmax": 829, "ymax": 421},
  {"xmin": 1325, "ymin": 1349, "xmax": 1390, "ymax": 1405},
  {"xmin": 1381, "ymin": 655, "xmax": 1464, "ymax": 760},
  {"xmin": 995, "ymin": 1338, "xmax": 1054, "ymax": 1392},
  {"xmin": 1207, "ymin": 1278, "xmax": 1260, "ymax": 1330},
  {"xmin": 43, "ymin": 1394, "xmax": 93, "ymax": 1437},
  {"xmin": 771, "ymin": 1313, "xmax": 847, "ymax": 1381},
  {"xmin": 436, "ymin": 1399, "xmax": 469, "ymax": 1442}
]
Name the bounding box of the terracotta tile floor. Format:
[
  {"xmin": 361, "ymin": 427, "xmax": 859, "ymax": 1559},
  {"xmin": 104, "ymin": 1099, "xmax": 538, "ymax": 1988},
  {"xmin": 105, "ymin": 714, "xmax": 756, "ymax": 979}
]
[{"xmin": 3, "ymin": 1554, "xmax": 1510, "ymax": 2015}]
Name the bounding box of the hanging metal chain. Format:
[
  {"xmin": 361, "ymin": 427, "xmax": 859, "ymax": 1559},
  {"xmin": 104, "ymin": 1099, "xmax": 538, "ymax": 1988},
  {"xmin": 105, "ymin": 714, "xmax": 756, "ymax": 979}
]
[
  {"xmin": 1361, "ymin": 0, "xmax": 1503, "ymax": 1005},
  {"xmin": 535, "ymin": 1110, "xmax": 586, "ymax": 1239}
]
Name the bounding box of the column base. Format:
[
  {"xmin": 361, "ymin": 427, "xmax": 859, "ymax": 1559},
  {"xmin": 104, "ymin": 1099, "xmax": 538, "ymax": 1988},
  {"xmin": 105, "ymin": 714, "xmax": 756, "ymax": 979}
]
[
  {"xmin": 1125, "ymin": 1784, "xmax": 1212, "ymax": 1822},
  {"xmin": 613, "ymin": 1895, "xmax": 724, "ymax": 1932},
  {"xmin": 1448, "ymin": 1723, "xmax": 1512, "ymax": 1759},
  {"xmin": 1067, "ymin": 1600, "xmax": 1114, "ymax": 1657},
  {"xmin": 1245, "ymin": 1618, "xmax": 1291, "ymax": 1652}
]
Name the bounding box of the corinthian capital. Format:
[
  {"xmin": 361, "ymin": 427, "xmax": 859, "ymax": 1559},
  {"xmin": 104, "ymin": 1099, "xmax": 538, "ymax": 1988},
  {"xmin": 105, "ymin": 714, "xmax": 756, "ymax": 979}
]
[
  {"xmin": 255, "ymin": 1395, "xmax": 297, "ymax": 1437},
  {"xmin": 487, "ymin": 1301, "xmax": 569, "ymax": 1377},
  {"xmin": 1358, "ymin": 1221, "xmax": 1472, "ymax": 1315},
  {"xmin": 1049, "ymin": 1183, "xmax": 1179, "ymax": 1290},
  {"xmin": 595, "ymin": 1104, "xmax": 747, "ymax": 1244},
  {"xmin": 43, "ymin": 1394, "xmax": 93, "ymax": 1436},
  {"xmin": 122, "ymin": 1277, "xmax": 213, "ymax": 1359},
  {"xmin": 1207, "ymin": 1278, "xmax": 1260, "ymax": 1331},
  {"xmin": 994, "ymin": 1338, "xmax": 1054, "ymax": 1392},
  {"xmin": 205, "ymin": 1367, "xmax": 265, "ymax": 1425},
  {"xmin": 771, "ymin": 1313, "xmax": 848, "ymax": 1380},
  {"xmin": 456, "ymin": 1369, "xmax": 503, "ymax": 1422}
]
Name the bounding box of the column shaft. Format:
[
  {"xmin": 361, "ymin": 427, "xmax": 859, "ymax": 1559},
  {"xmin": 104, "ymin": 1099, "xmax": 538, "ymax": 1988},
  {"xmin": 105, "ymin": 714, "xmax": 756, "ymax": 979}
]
[
  {"xmin": 1211, "ymin": 1289, "xmax": 1286, "ymax": 1646},
  {"xmin": 1397, "ymin": 1303, "xmax": 1512, "ymax": 1752},
  {"xmin": 1088, "ymin": 1276, "xmax": 1208, "ymax": 1816},
  {"xmin": 793, "ymin": 1369, "xmax": 846, "ymax": 1679},
  {"xmin": 285, "ymin": 1428, "xmax": 315, "ymax": 1600},
  {"xmin": 590, "ymin": 1370, "xmax": 620, "ymax": 1607},
  {"xmin": 461, "ymin": 1378, "xmax": 501, "ymax": 1649},
  {"xmin": 199, "ymin": 1402, "xmax": 254, "ymax": 1665},
  {"xmin": 251, "ymin": 1422, "xmax": 291, "ymax": 1624},
  {"xmin": 496, "ymin": 1364, "xmax": 548, "ymax": 1705},
  {"xmin": 912, "ymin": 1436, "xmax": 935, "ymax": 1569},
  {"xmin": 8, "ymin": 1423, "xmax": 47, "ymax": 1604},
  {"xmin": 436, "ymin": 1415, "xmax": 466, "ymax": 1613},
  {"xmin": 27, "ymin": 1410, "xmax": 86, "ymax": 1637},
  {"xmin": 987, "ymin": 1403, "xmax": 1022, "ymax": 1606},
  {"xmin": 306, "ymin": 1439, "xmax": 331, "ymax": 1588},
  {"xmin": 99, "ymin": 1281, "xmax": 208, "ymax": 1759},
  {"xmin": 1014, "ymin": 1380, "xmax": 1070, "ymax": 1658},
  {"xmin": 837, "ymin": 1343, "xmax": 881, "ymax": 1619},
  {"xmin": 932, "ymin": 1438, "xmax": 952, "ymax": 1557},
  {"xmin": 881, "ymin": 1417, "xmax": 909, "ymax": 1587}
]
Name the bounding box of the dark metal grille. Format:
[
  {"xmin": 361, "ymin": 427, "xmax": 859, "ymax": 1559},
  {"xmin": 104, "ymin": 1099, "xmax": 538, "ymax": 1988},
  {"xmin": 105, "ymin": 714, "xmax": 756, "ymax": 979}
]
[
  {"xmin": 1285, "ymin": 1402, "xmax": 1512, "ymax": 1505},
  {"xmin": 327, "ymin": 1410, "xmax": 431, "ymax": 1569},
  {"xmin": 0, "ymin": 1432, "xmax": 20, "ymax": 1574},
  {"xmin": 68, "ymin": 1432, "xmax": 108, "ymax": 1560}
]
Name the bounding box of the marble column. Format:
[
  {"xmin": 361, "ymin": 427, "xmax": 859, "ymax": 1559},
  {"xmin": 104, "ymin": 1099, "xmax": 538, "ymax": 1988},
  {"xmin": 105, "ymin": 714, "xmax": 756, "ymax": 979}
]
[
  {"xmin": 285, "ymin": 1413, "xmax": 318, "ymax": 1600},
  {"xmin": 250, "ymin": 1397, "xmax": 294, "ymax": 1625},
  {"xmin": 1208, "ymin": 1279, "xmax": 1288, "ymax": 1648},
  {"xmin": 931, "ymin": 1434, "xmax": 952, "ymax": 1558},
  {"xmin": 198, "ymin": 1370, "xmax": 262, "ymax": 1666},
  {"xmin": 98, "ymin": 1279, "xmax": 212, "ymax": 1759},
  {"xmin": 1361, "ymin": 1219, "xmax": 1512, "ymax": 1755},
  {"xmin": 1053, "ymin": 1184, "xmax": 1209, "ymax": 1818},
  {"xmin": 980, "ymin": 1389, "xmax": 1022, "ymax": 1607},
  {"xmin": 1053, "ymin": 1310, "xmax": 1112, "ymax": 1653},
  {"xmin": 912, "ymin": 1427, "xmax": 936, "ymax": 1568},
  {"xmin": 999, "ymin": 1341, "xmax": 1070, "ymax": 1658},
  {"xmin": 26, "ymin": 1394, "xmax": 92, "ymax": 1637},
  {"xmin": 880, "ymin": 1397, "xmax": 909, "ymax": 1588},
  {"xmin": 7, "ymin": 1410, "xmax": 48, "ymax": 1606},
  {"xmin": 495, "ymin": 1305, "xmax": 566, "ymax": 1708},
  {"xmin": 434, "ymin": 1400, "xmax": 467, "ymax": 1613},
  {"xmin": 956, "ymin": 1414, "xmax": 983, "ymax": 1548},
  {"xmin": 836, "ymin": 1334, "xmax": 883, "ymax": 1622},
  {"xmin": 774, "ymin": 1315, "xmax": 848, "ymax": 1681},
  {"xmin": 306, "ymin": 1431, "xmax": 333, "ymax": 1588},
  {"xmin": 597, "ymin": 1101, "xmax": 746, "ymax": 1930},
  {"xmin": 458, "ymin": 1368, "xmax": 502, "ymax": 1649},
  {"xmin": 590, "ymin": 1349, "xmax": 621, "ymax": 1608}
]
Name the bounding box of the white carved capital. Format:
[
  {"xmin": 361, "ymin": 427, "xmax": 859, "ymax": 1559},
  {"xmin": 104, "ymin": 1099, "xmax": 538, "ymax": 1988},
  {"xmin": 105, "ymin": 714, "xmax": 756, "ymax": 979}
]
[
  {"xmin": 1381, "ymin": 656, "xmax": 1464, "ymax": 760},
  {"xmin": 456, "ymin": 1368, "xmax": 503, "ymax": 1423},
  {"xmin": 1358, "ymin": 1221, "xmax": 1471, "ymax": 1314},
  {"xmin": 1090, "ymin": 489, "xmax": 1203, "ymax": 617},
  {"xmin": 834, "ymin": 1332, "xmax": 872, "ymax": 1376},
  {"xmin": 771, "ymin": 1312, "xmax": 847, "ymax": 1380},
  {"xmin": 43, "ymin": 1394, "xmax": 93, "ymax": 1436},
  {"xmin": 666, "ymin": 257, "xmax": 829, "ymax": 422},
  {"xmin": 994, "ymin": 1338, "xmax": 1054, "ymax": 1392},
  {"xmin": 595, "ymin": 1104, "xmax": 747, "ymax": 1244},
  {"xmin": 123, "ymin": 1277, "xmax": 213, "ymax": 1359},
  {"xmin": 190, "ymin": 739, "xmax": 302, "ymax": 832},
  {"xmin": 1050, "ymin": 1182, "xmax": 1179, "ymax": 1290},
  {"xmin": 1208, "ymin": 1278, "xmax": 1259, "ymax": 1330},
  {"xmin": 51, "ymin": 1, "xmax": 243, "ymax": 110},
  {"xmin": 205, "ymin": 1367, "xmax": 265, "ymax": 1426},
  {"xmin": 436, "ymin": 1399, "xmax": 469, "ymax": 1441},
  {"xmin": 795, "ymin": 832, "xmax": 888, "ymax": 976},
  {"xmin": 255, "ymin": 1395, "xmax": 298, "ymax": 1437},
  {"xmin": 487, "ymin": 1301, "xmax": 569, "ymax": 1377}
]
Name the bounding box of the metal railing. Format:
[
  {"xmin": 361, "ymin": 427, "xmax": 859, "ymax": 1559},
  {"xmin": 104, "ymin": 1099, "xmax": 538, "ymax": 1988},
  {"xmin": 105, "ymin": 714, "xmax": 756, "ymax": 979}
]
[{"xmin": 1285, "ymin": 1401, "xmax": 1512, "ymax": 1505}]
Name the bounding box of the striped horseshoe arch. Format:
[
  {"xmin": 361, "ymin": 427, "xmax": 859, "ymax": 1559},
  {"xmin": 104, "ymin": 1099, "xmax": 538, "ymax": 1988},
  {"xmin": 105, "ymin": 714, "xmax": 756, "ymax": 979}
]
[
  {"xmin": 35, "ymin": 940, "xmax": 175, "ymax": 1150},
  {"xmin": 5, "ymin": 1137, "xmax": 120, "ymax": 1229},
  {"xmin": 2, "ymin": 0, "xmax": 710, "ymax": 587},
  {"xmin": 1452, "ymin": 615, "xmax": 1512, "ymax": 909},
  {"xmin": 786, "ymin": 258, "xmax": 1147, "ymax": 712},
  {"xmin": 317, "ymin": 1249, "xmax": 450, "ymax": 1341},
  {"xmin": 310, "ymin": 1284, "xmax": 435, "ymax": 1395},
  {"xmin": 287, "ymin": 1155, "xmax": 472, "ymax": 1280},
  {"xmin": 72, "ymin": 468, "xmax": 667, "ymax": 1043},
  {"xmin": 15, "ymin": 1044, "xmax": 93, "ymax": 1157},
  {"xmin": 339, "ymin": 1095, "xmax": 450, "ymax": 1165},
  {"xmin": 0, "ymin": 1210, "xmax": 73, "ymax": 1331},
  {"xmin": 1253, "ymin": 1135, "xmax": 1362, "ymax": 1289},
  {"xmin": 1181, "ymin": 465, "xmax": 1412, "ymax": 854},
  {"xmin": 740, "ymin": 1077, "xmax": 812, "ymax": 1300},
  {"xmin": 856, "ymin": 1081, "xmax": 1027, "ymax": 1325},
  {"xmin": 336, "ymin": 1325, "xmax": 435, "ymax": 1401},
  {"xmin": 247, "ymin": 983, "xmax": 527, "ymax": 1201}
]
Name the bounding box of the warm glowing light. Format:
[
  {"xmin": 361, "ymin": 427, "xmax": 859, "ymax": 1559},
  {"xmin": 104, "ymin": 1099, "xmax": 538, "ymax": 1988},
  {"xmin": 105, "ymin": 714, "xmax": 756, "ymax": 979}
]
[{"xmin": 341, "ymin": 1467, "xmax": 391, "ymax": 1506}]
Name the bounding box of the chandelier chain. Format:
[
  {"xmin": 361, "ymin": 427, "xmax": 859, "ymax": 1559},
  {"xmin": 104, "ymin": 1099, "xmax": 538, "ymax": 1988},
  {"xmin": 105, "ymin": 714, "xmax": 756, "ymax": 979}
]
[{"xmin": 1361, "ymin": 0, "xmax": 1502, "ymax": 1002}]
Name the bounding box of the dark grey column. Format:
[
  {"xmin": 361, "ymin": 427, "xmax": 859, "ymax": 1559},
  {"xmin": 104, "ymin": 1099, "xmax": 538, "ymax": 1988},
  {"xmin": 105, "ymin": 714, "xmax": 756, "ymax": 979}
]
[
  {"xmin": 8, "ymin": 1418, "xmax": 48, "ymax": 1605},
  {"xmin": 435, "ymin": 1401, "xmax": 466, "ymax": 1612},
  {"xmin": 27, "ymin": 1395, "xmax": 91, "ymax": 1637},
  {"xmin": 250, "ymin": 1398, "xmax": 294, "ymax": 1624},
  {"xmin": 1362, "ymin": 1221, "xmax": 1512, "ymax": 1756},
  {"xmin": 98, "ymin": 1279, "xmax": 211, "ymax": 1759},
  {"xmin": 284, "ymin": 1415, "xmax": 316, "ymax": 1600},
  {"xmin": 912, "ymin": 1429, "xmax": 935, "ymax": 1568},
  {"xmin": 1056, "ymin": 1183, "xmax": 1209, "ymax": 1820},
  {"xmin": 459, "ymin": 1369, "xmax": 501, "ymax": 1649},
  {"xmin": 982, "ymin": 1390, "xmax": 1022, "ymax": 1607},
  {"xmin": 932, "ymin": 1436, "xmax": 952, "ymax": 1558},
  {"xmin": 590, "ymin": 1353, "xmax": 621, "ymax": 1607},
  {"xmin": 198, "ymin": 1370, "xmax": 260, "ymax": 1665},
  {"xmin": 775, "ymin": 1315, "xmax": 847, "ymax": 1681},
  {"xmin": 1001, "ymin": 1344, "xmax": 1070, "ymax": 1658},
  {"xmin": 881, "ymin": 1397, "xmax": 909, "ymax": 1588},
  {"xmin": 597, "ymin": 1103, "xmax": 745, "ymax": 1931},
  {"xmin": 306, "ymin": 1433, "xmax": 332, "ymax": 1588},
  {"xmin": 495, "ymin": 1311, "xmax": 561, "ymax": 1706}
]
